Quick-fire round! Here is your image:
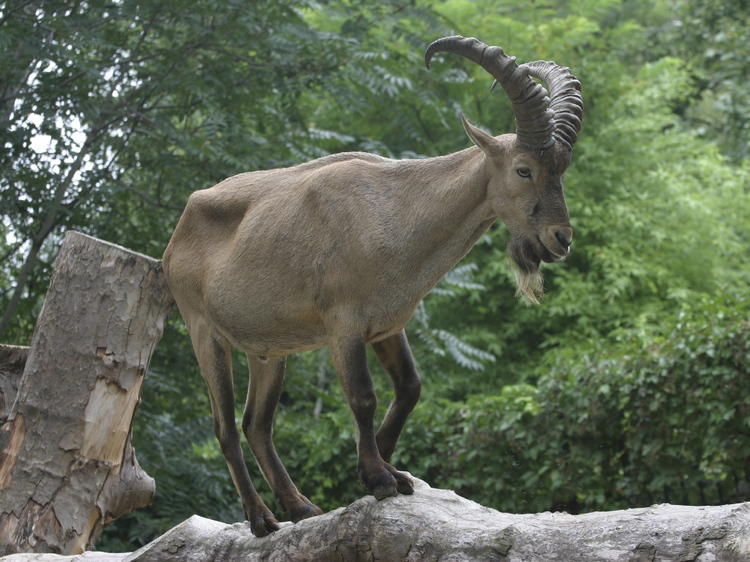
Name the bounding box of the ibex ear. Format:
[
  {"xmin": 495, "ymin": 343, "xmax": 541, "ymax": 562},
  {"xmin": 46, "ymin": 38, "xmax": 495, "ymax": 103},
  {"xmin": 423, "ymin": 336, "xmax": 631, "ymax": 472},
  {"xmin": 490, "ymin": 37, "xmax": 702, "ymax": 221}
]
[{"xmin": 460, "ymin": 114, "xmax": 503, "ymax": 159}]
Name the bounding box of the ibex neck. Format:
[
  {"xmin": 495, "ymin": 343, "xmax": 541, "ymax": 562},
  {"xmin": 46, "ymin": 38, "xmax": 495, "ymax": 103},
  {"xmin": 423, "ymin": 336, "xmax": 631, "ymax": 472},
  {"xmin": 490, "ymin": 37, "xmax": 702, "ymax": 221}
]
[{"xmin": 392, "ymin": 147, "xmax": 496, "ymax": 292}]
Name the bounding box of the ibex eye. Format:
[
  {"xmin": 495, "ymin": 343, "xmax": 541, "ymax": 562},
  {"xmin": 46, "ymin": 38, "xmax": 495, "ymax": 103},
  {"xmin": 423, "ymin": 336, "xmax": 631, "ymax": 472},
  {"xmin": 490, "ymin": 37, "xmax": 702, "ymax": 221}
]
[{"xmin": 517, "ymin": 167, "xmax": 532, "ymax": 179}]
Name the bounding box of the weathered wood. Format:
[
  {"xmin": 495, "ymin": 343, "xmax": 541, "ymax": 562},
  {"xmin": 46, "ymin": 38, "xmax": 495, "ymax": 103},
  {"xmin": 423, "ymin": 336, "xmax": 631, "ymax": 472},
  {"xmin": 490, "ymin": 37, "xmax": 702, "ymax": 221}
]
[
  {"xmin": 0, "ymin": 231, "xmax": 173, "ymax": 555},
  {"xmin": 2, "ymin": 478, "xmax": 748, "ymax": 561}
]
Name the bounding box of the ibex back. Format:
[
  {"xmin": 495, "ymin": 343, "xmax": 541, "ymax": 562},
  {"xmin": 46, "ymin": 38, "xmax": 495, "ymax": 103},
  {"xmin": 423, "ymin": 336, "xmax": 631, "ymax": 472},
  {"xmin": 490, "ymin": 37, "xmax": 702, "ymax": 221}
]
[{"xmin": 163, "ymin": 36, "xmax": 583, "ymax": 537}]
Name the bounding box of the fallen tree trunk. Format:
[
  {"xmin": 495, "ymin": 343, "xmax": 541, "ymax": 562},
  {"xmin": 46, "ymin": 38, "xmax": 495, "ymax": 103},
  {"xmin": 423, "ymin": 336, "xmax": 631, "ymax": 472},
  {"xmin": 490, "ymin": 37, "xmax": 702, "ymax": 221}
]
[
  {"xmin": 3, "ymin": 478, "xmax": 748, "ymax": 561},
  {"xmin": 0, "ymin": 232, "xmax": 173, "ymax": 555}
]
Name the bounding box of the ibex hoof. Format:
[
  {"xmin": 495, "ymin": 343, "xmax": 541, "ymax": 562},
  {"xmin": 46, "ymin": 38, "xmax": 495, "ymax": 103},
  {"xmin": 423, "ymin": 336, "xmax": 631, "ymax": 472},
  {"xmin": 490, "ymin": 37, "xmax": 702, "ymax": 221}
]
[
  {"xmin": 290, "ymin": 502, "xmax": 324, "ymax": 523},
  {"xmin": 391, "ymin": 471, "xmax": 414, "ymax": 490},
  {"xmin": 368, "ymin": 472, "xmax": 398, "ymax": 500},
  {"xmin": 386, "ymin": 465, "xmax": 414, "ymax": 495},
  {"xmin": 248, "ymin": 510, "xmax": 280, "ymax": 538}
]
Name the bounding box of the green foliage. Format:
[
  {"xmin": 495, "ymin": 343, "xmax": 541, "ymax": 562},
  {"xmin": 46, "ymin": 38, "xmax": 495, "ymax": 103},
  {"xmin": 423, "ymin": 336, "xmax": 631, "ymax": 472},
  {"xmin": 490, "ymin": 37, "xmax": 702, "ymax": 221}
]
[
  {"xmin": 413, "ymin": 263, "xmax": 497, "ymax": 373},
  {"xmin": 545, "ymin": 57, "xmax": 750, "ymax": 332},
  {"xmin": 0, "ymin": 0, "xmax": 360, "ymax": 340},
  {"xmin": 664, "ymin": 0, "xmax": 750, "ymax": 162},
  {"xmin": 398, "ymin": 295, "xmax": 750, "ymax": 513}
]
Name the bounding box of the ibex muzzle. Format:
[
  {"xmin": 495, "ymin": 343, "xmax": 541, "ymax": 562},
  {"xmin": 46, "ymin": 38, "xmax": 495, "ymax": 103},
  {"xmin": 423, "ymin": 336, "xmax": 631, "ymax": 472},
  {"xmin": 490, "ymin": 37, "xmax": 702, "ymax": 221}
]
[{"xmin": 163, "ymin": 35, "xmax": 583, "ymax": 537}]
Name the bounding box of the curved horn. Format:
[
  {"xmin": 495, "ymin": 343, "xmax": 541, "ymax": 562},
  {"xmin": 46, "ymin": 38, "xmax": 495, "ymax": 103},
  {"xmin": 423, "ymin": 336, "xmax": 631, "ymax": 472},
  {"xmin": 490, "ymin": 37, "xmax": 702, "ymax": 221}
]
[
  {"xmin": 425, "ymin": 35, "xmax": 555, "ymax": 151},
  {"xmin": 521, "ymin": 61, "xmax": 583, "ymax": 150}
]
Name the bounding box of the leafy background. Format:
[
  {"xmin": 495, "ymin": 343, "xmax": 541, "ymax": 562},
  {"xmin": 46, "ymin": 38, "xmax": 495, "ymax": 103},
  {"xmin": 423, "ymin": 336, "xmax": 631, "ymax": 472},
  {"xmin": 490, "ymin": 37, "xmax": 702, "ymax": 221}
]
[{"xmin": 1, "ymin": 0, "xmax": 748, "ymax": 550}]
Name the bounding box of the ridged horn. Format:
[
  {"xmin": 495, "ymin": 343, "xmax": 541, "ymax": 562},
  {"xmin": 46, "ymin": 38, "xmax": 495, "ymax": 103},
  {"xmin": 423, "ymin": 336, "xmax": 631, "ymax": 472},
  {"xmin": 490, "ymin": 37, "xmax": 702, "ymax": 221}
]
[
  {"xmin": 521, "ymin": 61, "xmax": 583, "ymax": 150},
  {"xmin": 425, "ymin": 35, "xmax": 554, "ymax": 150},
  {"xmin": 425, "ymin": 35, "xmax": 583, "ymax": 151}
]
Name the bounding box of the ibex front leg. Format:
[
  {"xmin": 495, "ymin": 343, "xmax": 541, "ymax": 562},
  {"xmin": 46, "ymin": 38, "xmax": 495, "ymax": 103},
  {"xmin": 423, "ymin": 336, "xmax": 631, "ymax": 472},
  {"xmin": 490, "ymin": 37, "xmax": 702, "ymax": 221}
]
[
  {"xmin": 243, "ymin": 355, "xmax": 323, "ymax": 522},
  {"xmin": 331, "ymin": 337, "xmax": 411, "ymax": 499}
]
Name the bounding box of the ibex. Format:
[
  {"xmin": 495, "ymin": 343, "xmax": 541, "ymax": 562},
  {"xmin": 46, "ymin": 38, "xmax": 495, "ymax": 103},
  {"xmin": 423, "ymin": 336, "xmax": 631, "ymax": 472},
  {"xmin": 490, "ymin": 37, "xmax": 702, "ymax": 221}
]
[{"xmin": 163, "ymin": 36, "xmax": 583, "ymax": 537}]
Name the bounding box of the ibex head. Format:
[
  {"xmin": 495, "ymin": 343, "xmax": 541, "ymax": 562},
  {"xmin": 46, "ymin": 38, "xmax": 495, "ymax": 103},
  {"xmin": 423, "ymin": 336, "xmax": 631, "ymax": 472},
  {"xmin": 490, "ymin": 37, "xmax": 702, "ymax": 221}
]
[{"xmin": 425, "ymin": 36, "xmax": 583, "ymax": 302}]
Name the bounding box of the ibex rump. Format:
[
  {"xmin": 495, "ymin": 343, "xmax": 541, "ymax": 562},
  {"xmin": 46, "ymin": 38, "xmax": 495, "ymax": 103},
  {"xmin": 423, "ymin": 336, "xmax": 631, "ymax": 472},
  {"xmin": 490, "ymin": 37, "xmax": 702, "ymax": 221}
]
[{"xmin": 163, "ymin": 36, "xmax": 583, "ymax": 537}]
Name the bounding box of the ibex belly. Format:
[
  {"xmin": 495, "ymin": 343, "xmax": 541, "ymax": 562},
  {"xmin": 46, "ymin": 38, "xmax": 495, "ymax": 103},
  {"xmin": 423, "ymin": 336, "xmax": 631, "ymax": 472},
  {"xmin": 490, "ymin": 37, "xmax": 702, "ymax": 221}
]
[
  {"xmin": 202, "ymin": 246, "xmax": 424, "ymax": 355},
  {"xmin": 202, "ymin": 266, "xmax": 329, "ymax": 356},
  {"xmin": 203, "ymin": 278, "xmax": 419, "ymax": 355}
]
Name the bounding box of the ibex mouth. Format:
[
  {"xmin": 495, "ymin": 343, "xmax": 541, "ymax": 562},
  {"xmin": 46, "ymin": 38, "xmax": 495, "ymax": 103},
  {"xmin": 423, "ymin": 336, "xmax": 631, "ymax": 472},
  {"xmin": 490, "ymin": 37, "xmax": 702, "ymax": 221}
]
[
  {"xmin": 538, "ymin": 236, "xmax": 570, "ymax": 263},
  {"xmin": 537, "ymin": 239, "xmax": 562, "ymax": 263},
  {"xmin": 510, "ymin": 236, "xmax": 566, "ymax": 269},
  {"xmin": 539, "ymin": 248, "xmax": 559, "ymax": 264},
  {"xmin": 540, "ymin": 246, "xmax": 567, "ymax": 263}
]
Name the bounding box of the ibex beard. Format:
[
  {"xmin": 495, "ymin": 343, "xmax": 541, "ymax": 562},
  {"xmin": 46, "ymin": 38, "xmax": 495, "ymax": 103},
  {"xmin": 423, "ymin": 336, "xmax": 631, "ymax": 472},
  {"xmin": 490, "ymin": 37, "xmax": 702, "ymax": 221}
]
[{"xmin": 509, "ymin": 236, "xmax": 545, "ymax": 304}]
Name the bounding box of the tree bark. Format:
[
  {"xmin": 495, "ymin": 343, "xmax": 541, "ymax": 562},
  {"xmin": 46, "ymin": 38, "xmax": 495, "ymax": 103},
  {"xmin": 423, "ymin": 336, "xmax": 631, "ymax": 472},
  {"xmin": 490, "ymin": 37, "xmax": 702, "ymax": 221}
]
[
  {"xmin": 0, "ymin": 231, "xmax": 173, "ymax": 555},
  {"xmin": 2, "ymin": 478, "xmax": 748, "ymax": 561}
]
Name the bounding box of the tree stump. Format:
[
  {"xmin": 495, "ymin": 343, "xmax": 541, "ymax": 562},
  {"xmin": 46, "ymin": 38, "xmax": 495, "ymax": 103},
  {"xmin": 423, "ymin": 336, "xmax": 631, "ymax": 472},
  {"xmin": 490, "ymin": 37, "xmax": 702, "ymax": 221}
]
[{"xmin": 0, "ymin": 231, "xmax": 173, "ymax": 555}]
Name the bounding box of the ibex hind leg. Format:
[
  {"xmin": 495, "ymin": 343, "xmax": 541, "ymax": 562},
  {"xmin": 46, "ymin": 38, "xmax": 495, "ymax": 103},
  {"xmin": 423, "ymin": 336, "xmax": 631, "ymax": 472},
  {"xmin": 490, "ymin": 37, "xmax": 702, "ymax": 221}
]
[
  {"xmin": 372, "ymin": 330, "xmax": 420, "ymax": 495},
  {"xmin": 187, "ymin": 321, "xmax": 279, "ymax": 537},
  {"xmin": 243, "ymin": 355, "xmax": 323, "ymax": 523}
]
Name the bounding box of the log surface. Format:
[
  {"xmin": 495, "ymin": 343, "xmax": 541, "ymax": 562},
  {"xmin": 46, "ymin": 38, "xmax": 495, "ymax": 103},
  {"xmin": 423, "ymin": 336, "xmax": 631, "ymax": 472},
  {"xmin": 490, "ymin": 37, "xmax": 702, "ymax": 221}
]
[{"xmin": 3, "ymin": 478, "xmax": 748, "ymax": 561}]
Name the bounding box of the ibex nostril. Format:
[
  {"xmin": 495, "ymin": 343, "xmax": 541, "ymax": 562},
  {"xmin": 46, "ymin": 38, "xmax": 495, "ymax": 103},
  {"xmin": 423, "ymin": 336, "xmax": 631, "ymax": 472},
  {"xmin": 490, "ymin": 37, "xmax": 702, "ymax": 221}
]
[{"xmin": 555, "ymin": 231, "xmax": 571, "ymax": 250}]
